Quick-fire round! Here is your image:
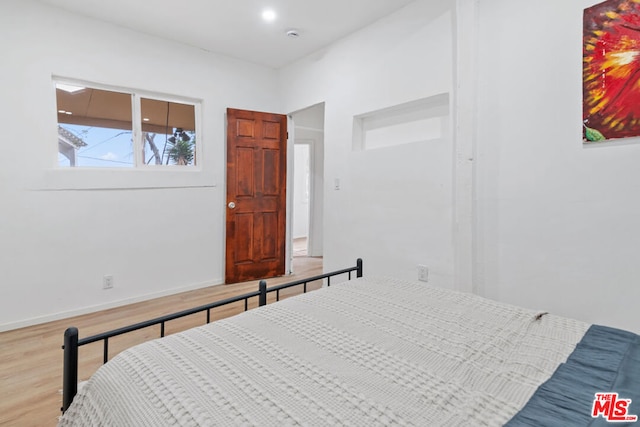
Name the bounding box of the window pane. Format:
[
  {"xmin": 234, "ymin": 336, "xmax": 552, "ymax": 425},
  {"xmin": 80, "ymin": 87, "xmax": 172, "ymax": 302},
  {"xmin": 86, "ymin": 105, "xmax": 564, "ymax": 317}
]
[
  {"xmin": 56, "ymin": 85, "xmax": 133, "ymax": 167},
  {"xmin": 141, "ymin": 98, "xmax": 196, "ymax": 166}
]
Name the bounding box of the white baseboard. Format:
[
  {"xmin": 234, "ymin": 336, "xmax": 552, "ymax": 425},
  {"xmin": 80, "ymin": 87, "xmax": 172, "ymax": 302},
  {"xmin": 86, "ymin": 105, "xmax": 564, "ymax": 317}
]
[{"xmin": 0, "ymin": 278, "xmax": 224, "ymax": 333}]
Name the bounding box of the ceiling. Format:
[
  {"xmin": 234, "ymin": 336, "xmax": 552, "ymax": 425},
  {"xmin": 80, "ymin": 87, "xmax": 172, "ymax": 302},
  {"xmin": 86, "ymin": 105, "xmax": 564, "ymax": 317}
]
[{"xmin": 37, "ymin": 0, "xmax": 417, "ymax": 69}]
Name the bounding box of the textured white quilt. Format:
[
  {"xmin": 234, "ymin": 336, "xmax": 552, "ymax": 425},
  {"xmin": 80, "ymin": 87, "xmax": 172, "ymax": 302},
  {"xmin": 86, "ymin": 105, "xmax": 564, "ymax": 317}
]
[{"xmin": 58, "ymin": 277, "xmax": 589, "ymax": 426}]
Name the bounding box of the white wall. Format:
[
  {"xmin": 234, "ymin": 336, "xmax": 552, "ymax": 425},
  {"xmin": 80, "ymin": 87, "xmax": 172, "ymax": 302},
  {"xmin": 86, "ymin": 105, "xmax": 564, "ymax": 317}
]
[
  {"xmin": 280, "ymin": 0, "xmax": 455, "ymax": 284},
  {"xmin": 471, "ymin": 0, "xmax": 640, "ymax": 333},
  {"xmin": 0, "ymin": 0, "xmax": 280, "ymax": 330},
  {"xmin": 279, "ymin": 0, "xmax": 640, "ymax": 334}
]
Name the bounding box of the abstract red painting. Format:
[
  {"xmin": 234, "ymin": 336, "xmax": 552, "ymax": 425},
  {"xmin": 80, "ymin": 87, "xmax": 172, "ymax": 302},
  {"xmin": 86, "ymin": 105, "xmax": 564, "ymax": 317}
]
[{"xmin": 584, "ymin": 0, "xmax": 640, "ymax": 142}]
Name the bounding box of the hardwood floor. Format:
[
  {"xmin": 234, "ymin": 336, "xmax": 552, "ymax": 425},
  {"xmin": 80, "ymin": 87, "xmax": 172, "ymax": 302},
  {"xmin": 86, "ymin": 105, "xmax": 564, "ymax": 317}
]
[
  {"xmin": 293, "ymin": 236, "xmax": 308, "ymax": 257},
  {"xmin": 0, "ymin": 257, "xmax": 323, "ymax": 427}
]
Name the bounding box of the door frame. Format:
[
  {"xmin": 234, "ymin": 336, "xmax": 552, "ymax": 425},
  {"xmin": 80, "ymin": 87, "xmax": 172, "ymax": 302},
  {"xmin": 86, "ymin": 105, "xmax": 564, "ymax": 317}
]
[
  {"xmin": 223, "ymin": 110, "xmax": 323, "ymax": 280},
  {"xmin": 287, "ymin": 104, "xmax": 325, "ymax": 268},
  {"xmin": 284, "ymin": 116, "xmax": 294, "ymax": 275},
  {"xmin": 291, "ymin": 138, "xmax": 315, "ymax": 258}
]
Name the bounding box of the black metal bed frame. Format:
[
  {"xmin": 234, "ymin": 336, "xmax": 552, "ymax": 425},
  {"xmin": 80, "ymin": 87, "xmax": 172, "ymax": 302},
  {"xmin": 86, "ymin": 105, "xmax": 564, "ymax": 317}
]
[{"xmin": 61, "ymin": 259, "xmax": 363, "ymax": 414}]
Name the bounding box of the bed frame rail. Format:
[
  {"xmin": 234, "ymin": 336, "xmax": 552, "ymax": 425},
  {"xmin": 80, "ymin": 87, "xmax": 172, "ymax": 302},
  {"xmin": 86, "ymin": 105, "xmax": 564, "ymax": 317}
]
[
  {"xmin": 62, "ymin": 258, "xmax": 362, "ymax": 413},
  {"xmin": 266, "ymin": 259, "xmax": 363, "ymax": 302}
]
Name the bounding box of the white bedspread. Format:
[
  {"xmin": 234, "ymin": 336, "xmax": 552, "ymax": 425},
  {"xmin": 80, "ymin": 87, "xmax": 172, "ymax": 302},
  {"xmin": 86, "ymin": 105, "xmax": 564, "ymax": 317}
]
[{"xmin": 58, "ymin": 276, "xmax": 590, "ymax": 426}]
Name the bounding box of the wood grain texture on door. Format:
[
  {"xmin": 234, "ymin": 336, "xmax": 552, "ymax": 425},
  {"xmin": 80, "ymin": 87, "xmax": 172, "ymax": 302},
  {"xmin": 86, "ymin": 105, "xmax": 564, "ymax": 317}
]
[{"xmin": 225, "ymin": 108, "xmax": 287, "ymax": 283}]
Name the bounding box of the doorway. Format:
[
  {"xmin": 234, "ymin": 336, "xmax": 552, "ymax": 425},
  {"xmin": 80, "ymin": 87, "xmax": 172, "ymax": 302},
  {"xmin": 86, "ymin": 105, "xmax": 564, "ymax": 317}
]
[
  {"xmin": 292, "ymin": 143, "xmax": 311, "ymax": 257},
  {"xmin": 224, "ymin": 105, "xmax": 323, "ymax": 282},
  {"xmin": 289, "ymin": 103, "xmax": 325, "ymax": 266}
]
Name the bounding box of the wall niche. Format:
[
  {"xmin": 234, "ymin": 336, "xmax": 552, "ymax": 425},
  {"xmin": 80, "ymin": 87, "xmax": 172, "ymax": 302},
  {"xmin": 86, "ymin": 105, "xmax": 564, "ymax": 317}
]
[{"xmin": 353, "ymin": 93, "xmax": 449, "ymax": 151}]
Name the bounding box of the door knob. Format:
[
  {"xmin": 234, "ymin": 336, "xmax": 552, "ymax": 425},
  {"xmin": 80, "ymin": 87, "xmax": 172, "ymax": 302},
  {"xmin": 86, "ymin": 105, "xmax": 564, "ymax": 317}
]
[{"xmin": 228, "ymin": 202, "xmax": 236, "ymax": 209}]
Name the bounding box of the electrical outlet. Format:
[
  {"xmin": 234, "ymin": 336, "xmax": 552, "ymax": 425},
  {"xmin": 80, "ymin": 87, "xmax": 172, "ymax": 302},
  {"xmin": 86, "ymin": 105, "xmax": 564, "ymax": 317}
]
[
  {"xmin": 103, "ymin": 275, "xmax": 114, "ymax": 289},
  {"xmin": 417, "ymin": 265, "xmax": 429, "ymax": 282}
]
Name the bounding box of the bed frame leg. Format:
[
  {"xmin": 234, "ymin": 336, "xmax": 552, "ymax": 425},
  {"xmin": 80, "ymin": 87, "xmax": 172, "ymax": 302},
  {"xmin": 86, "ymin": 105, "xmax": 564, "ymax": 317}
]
[
  {"xmin": 62, "ymin": 327, "xmax": 79, "ymax": 414},
  {"xmin": 356, "ymin": 258, "xmax": 363, "ymax": 278},
  {"xmin": 258, "ymin": 280, "xmax": 267, "ymax": 306}
]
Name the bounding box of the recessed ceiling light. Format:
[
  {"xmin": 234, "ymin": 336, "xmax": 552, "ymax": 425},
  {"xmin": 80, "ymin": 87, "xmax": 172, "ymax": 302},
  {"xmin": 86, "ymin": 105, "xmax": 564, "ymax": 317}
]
[
  {"xmin": 56, "ymin": 83, "xmax": 85, "ymax": 94},
  {"xmin": 262, "ymin": 9, "xmax": 276, "ymax": 22},
  {"xmin": 58, "ymin": 110, "xmax": 66, "ymax": 113},
  {"xmin": 65, "ymin": 111, "xmax": 73, "ymax": 115},
  {"xmin": 143, "ymin": 117, "xmax": 150, "ymax": 122}
]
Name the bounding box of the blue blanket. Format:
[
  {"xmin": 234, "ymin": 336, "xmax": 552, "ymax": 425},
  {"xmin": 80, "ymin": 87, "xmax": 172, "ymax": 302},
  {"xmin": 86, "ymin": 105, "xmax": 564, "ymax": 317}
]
[{"xmin": 506, "ymin": 325, "xmax": 640, "ymax": 427}]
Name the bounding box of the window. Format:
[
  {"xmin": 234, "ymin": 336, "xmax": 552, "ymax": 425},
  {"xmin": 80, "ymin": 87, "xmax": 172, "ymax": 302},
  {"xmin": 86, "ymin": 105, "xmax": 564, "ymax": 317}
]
[
  {"xmin": 55, "ymin": 79, "xmax": 199, "ymax": 168},
  {"xmin": 140, "ymin": 98, "xmax": 196, "ymax": 166}
]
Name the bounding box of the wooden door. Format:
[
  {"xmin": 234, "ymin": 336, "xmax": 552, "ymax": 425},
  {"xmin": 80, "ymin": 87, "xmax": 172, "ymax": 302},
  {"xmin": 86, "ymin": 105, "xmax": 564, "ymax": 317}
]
[{"xmin": 225, "ymin": 108, "xmax": 287, "ymax": 284}]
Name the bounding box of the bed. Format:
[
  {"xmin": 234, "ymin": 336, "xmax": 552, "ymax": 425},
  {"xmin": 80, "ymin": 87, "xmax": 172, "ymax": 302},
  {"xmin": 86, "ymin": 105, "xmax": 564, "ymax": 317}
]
[{"xmin": 58, "ymin": 259, "xmax": 639, "ymax": 426}]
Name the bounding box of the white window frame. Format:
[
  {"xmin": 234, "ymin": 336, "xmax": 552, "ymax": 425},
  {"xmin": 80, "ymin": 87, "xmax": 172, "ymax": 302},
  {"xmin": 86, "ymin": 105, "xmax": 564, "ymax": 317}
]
[
  {"xmin": 47, "ymin": 77, "xmax": 208, "ymax": 190},
  {"xmin": 52, "ymin": 76, "xmax": 202, "ymax": 171}
]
